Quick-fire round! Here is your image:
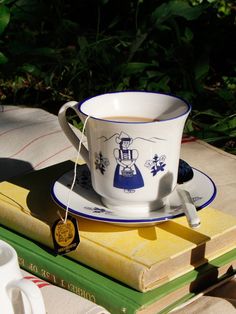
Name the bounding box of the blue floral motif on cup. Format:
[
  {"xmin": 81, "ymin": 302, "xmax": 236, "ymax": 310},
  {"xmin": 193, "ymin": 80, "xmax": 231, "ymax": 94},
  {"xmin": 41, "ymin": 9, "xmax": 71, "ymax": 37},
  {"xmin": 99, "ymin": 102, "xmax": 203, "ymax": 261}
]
[
  {"xmin": 95, "ymin": 152, "xmax": 110, "ymax": 175},
  {"xmin": 145, "ymin": 154, "xmax": 166, "ymax": 176}
]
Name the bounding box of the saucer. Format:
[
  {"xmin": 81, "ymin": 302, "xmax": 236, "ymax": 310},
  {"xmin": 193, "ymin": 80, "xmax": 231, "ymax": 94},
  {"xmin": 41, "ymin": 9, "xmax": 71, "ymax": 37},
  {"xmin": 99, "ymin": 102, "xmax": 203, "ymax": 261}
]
[{"xmin": 51, "ymin": 164, "xmax": 217, "ymax": 226}]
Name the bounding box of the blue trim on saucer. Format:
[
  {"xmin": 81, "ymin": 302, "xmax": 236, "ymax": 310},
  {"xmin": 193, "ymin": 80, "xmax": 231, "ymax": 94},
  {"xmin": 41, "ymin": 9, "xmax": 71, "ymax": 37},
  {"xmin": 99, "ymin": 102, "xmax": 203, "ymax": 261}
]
[
  {"xmin": 50, "ymin": 167, "xmax": 217, "ymax": 225},
  {"xmin": 50, "ymin": 187, "xmax": 173, "ymax": 223},
  {"xmin": 191, "ymin": 167, "xmax": 217, "ymax": 210}
]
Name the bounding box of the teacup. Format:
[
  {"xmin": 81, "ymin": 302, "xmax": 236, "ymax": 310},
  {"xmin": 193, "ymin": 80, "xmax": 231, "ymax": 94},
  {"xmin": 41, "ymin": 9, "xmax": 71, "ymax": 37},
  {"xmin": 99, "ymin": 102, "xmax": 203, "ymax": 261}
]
[
  {"xmin": 58, "ymin": 91, "xmax": 191, "ymax": 214},
  {"xmin": 0, "ymin": 240, "xmax": 45, "ymax": 314}
]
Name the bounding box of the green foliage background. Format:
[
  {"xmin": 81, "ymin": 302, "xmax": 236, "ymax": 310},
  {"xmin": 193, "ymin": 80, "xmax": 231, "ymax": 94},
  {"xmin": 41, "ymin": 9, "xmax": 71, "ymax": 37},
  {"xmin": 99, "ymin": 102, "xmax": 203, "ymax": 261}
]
[{"xmin": 0, "ymin": 0, "xmax": 235, "ymax": 153}]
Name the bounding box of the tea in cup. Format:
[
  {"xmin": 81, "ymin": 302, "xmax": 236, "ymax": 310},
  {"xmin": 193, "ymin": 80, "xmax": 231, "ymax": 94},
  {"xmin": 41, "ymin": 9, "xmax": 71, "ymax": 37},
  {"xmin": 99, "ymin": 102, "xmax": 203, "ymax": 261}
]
[{"xmin": 58, "ymin": 91, "xmax": 191, "ymax": 214}]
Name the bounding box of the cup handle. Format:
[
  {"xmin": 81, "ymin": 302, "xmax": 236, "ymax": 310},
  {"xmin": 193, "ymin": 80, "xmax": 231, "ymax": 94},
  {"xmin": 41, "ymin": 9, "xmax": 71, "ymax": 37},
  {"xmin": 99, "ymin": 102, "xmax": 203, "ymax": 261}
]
[
  {"xmin": 11, "ymin": 278, "xmax": 46, "ymax": 314},
  {"xmin": 58, "ymin": 101, "xmax": 90, "ymax": 166}
]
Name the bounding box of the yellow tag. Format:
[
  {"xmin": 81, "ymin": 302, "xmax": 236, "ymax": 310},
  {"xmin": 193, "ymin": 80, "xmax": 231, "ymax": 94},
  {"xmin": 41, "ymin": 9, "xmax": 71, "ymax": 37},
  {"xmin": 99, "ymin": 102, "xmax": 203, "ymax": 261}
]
[{"xmin": 51, "ymin": 215, "xmax": 80, "ymax": 255}]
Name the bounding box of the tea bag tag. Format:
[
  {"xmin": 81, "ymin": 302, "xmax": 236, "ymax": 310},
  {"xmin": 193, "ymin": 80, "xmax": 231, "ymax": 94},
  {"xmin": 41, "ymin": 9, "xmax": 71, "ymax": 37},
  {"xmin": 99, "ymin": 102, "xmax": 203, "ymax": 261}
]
[
  {"xmin": 51, "ymin": 215, "xmax": 80, "ymax": 255},
  {"xmin": 51, "ymin": 115, "xmax": 90, "ymax": 255}
]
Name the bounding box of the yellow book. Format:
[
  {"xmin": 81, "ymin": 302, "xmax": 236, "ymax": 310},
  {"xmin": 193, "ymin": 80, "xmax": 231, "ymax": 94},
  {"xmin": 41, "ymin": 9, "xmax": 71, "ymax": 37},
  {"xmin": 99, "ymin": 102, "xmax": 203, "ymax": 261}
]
[{"xmin": 1, "ymin": 160, "xmax": 236, "ymax": 292}]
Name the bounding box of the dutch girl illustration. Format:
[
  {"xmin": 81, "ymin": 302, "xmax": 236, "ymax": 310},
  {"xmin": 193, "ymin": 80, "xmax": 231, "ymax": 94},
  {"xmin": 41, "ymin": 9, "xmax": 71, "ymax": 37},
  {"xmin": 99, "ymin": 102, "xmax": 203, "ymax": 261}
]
[{"xmin": 113, "ymin": 132, "xmax": 144, "ymax": 193}]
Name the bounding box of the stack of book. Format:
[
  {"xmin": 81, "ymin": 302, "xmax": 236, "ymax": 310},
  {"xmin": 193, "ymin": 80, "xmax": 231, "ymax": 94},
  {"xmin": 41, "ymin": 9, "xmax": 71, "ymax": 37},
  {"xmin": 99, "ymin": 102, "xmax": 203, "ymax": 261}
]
[{"xmin": 1, "ymin": 161, "xmax": 236, "ymax": 313}]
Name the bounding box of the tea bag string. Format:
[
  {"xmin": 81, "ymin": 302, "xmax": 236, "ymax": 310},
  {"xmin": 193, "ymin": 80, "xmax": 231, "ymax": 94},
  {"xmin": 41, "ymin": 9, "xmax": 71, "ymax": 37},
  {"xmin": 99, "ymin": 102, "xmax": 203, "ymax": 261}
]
[{"xmin": 61, "ymin": 115, "xmax": 90, "ymax": 224}]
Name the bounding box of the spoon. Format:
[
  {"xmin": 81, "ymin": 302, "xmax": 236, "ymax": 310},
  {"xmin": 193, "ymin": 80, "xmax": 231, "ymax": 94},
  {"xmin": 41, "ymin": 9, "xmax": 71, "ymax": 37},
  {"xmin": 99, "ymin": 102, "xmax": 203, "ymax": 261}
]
[{"xmin": 177, "ymin": 188, "xmax": 201, "ymax": 228}]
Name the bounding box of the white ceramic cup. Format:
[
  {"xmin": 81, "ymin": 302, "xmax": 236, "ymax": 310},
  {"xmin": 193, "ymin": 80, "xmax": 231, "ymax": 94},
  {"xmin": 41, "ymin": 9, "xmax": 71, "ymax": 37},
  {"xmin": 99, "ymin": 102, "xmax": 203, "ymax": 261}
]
[
  {"xmin": 58, "ymin": 91, "xmax": 191, "ymax": 214},
  {"xmin": 0, "ymin": 240, "xmax": 45, "ymax": 314}
]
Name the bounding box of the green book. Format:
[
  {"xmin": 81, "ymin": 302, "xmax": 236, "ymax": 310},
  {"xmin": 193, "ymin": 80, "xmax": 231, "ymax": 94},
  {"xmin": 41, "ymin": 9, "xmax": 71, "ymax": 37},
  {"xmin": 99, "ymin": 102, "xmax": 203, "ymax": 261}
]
[{"xmin": 0, "ymin": 224, "xmax": 236, "ymax": 314}]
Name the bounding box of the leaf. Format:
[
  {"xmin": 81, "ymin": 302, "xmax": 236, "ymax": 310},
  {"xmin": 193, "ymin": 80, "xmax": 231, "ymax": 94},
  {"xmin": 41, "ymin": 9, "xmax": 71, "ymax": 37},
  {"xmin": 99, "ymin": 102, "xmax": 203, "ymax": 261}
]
[
  {"xmin": 30, "ymin": 47, "xmax": 57, "ymax": 57},
  {"xmin": 0, "ymin": 51, "xmax": 8, "ymax": 64},
  {"xmin": 19, "ymin": 64, "xmax": 42, "ymax": 77},
  {"xmin": 148, "ymin": 75, "xmax": 170, "ymax": 92},
  {"xmin": 146, "ymin": 70, "xmax": 163, "ymax": 79},
  {"xmin": 123, "ymin": 62, "xmax": 153, "ymax": 75},
  {"xmin": 152, "ymin": 3, "xmax": 172, "ymax": 25},
  {"xmin": 210, "ymin": 115, "xmax": 236, "ymax": 132},
  {"xmin": 194, "ymin": 58, "xmax": 209, "ymax": 80},
  {"xmin": 71, "ymin": 119, "xmax": 83, "ymax": 131},
  {"xmin": 152, "ymin": 0, "xmax": 205, "ymax": 25},
  {"xmin": 203, "ymin": 135, "xmax": 232, "ymax": 143},
  {"xmin": 229, "ymin": 130, "xmax": 236, "ymax": 137},
  {"xmin": 0, "ymin": 5, "xmax": 10, "ymax": 35},
  {"xmin": 218, "ymin": 89, "xmax": 235, "ymax": 102},
  {"xmin": 128, "ymin": 33, "xmax": 147, "ymax": 62},
  {"xmin": 192, "ymin": 109, "xmax": 223, "ymax": 119},
  {"xmin": 184, "ymin": 27, "xmax": 194, "ymax": 41},
  {"xmin": 169, "ymin": 1, "xmax": 205, "ymax": 20},
  {"xmin": 0, "ymin": 0, "xmax": 16, "ymax": 4},
  {"xmin": 189, "ymin": 129, "xmax": 230, "ymax": 143},
  {"xmin": 78, "ymin": 36, "xmax": 88, "ymax": 50},
  {"xmin": 184, "ymin": 119, "xmax": 195, "ymax": 132}
]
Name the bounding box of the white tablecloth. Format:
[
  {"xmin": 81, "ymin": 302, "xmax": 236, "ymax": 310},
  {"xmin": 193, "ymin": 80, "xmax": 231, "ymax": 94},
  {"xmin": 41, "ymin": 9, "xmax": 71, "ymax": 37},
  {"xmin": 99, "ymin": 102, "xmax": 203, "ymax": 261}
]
[{"xmin": 1, "ymin": 104, "xmax": 236, "ymax": 313}]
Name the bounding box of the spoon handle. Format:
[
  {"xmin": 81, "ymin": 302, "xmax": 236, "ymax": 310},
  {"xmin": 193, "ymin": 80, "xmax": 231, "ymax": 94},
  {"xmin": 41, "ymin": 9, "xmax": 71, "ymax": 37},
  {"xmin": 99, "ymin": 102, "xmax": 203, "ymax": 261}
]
[{"xmin": 177, "ymin": 188, "xmax": 201, "ymax": 228}]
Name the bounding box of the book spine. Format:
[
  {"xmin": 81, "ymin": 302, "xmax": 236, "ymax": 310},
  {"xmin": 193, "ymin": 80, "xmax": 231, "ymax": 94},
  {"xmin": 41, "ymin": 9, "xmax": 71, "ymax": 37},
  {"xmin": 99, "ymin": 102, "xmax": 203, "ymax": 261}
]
[
  {"xmin": 0, "ymin": 186, "xmax": 144, "ymax": 292},
  {"xmin": 1, "ymin": 235, "xmax": 137, "ymax": 314}
]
